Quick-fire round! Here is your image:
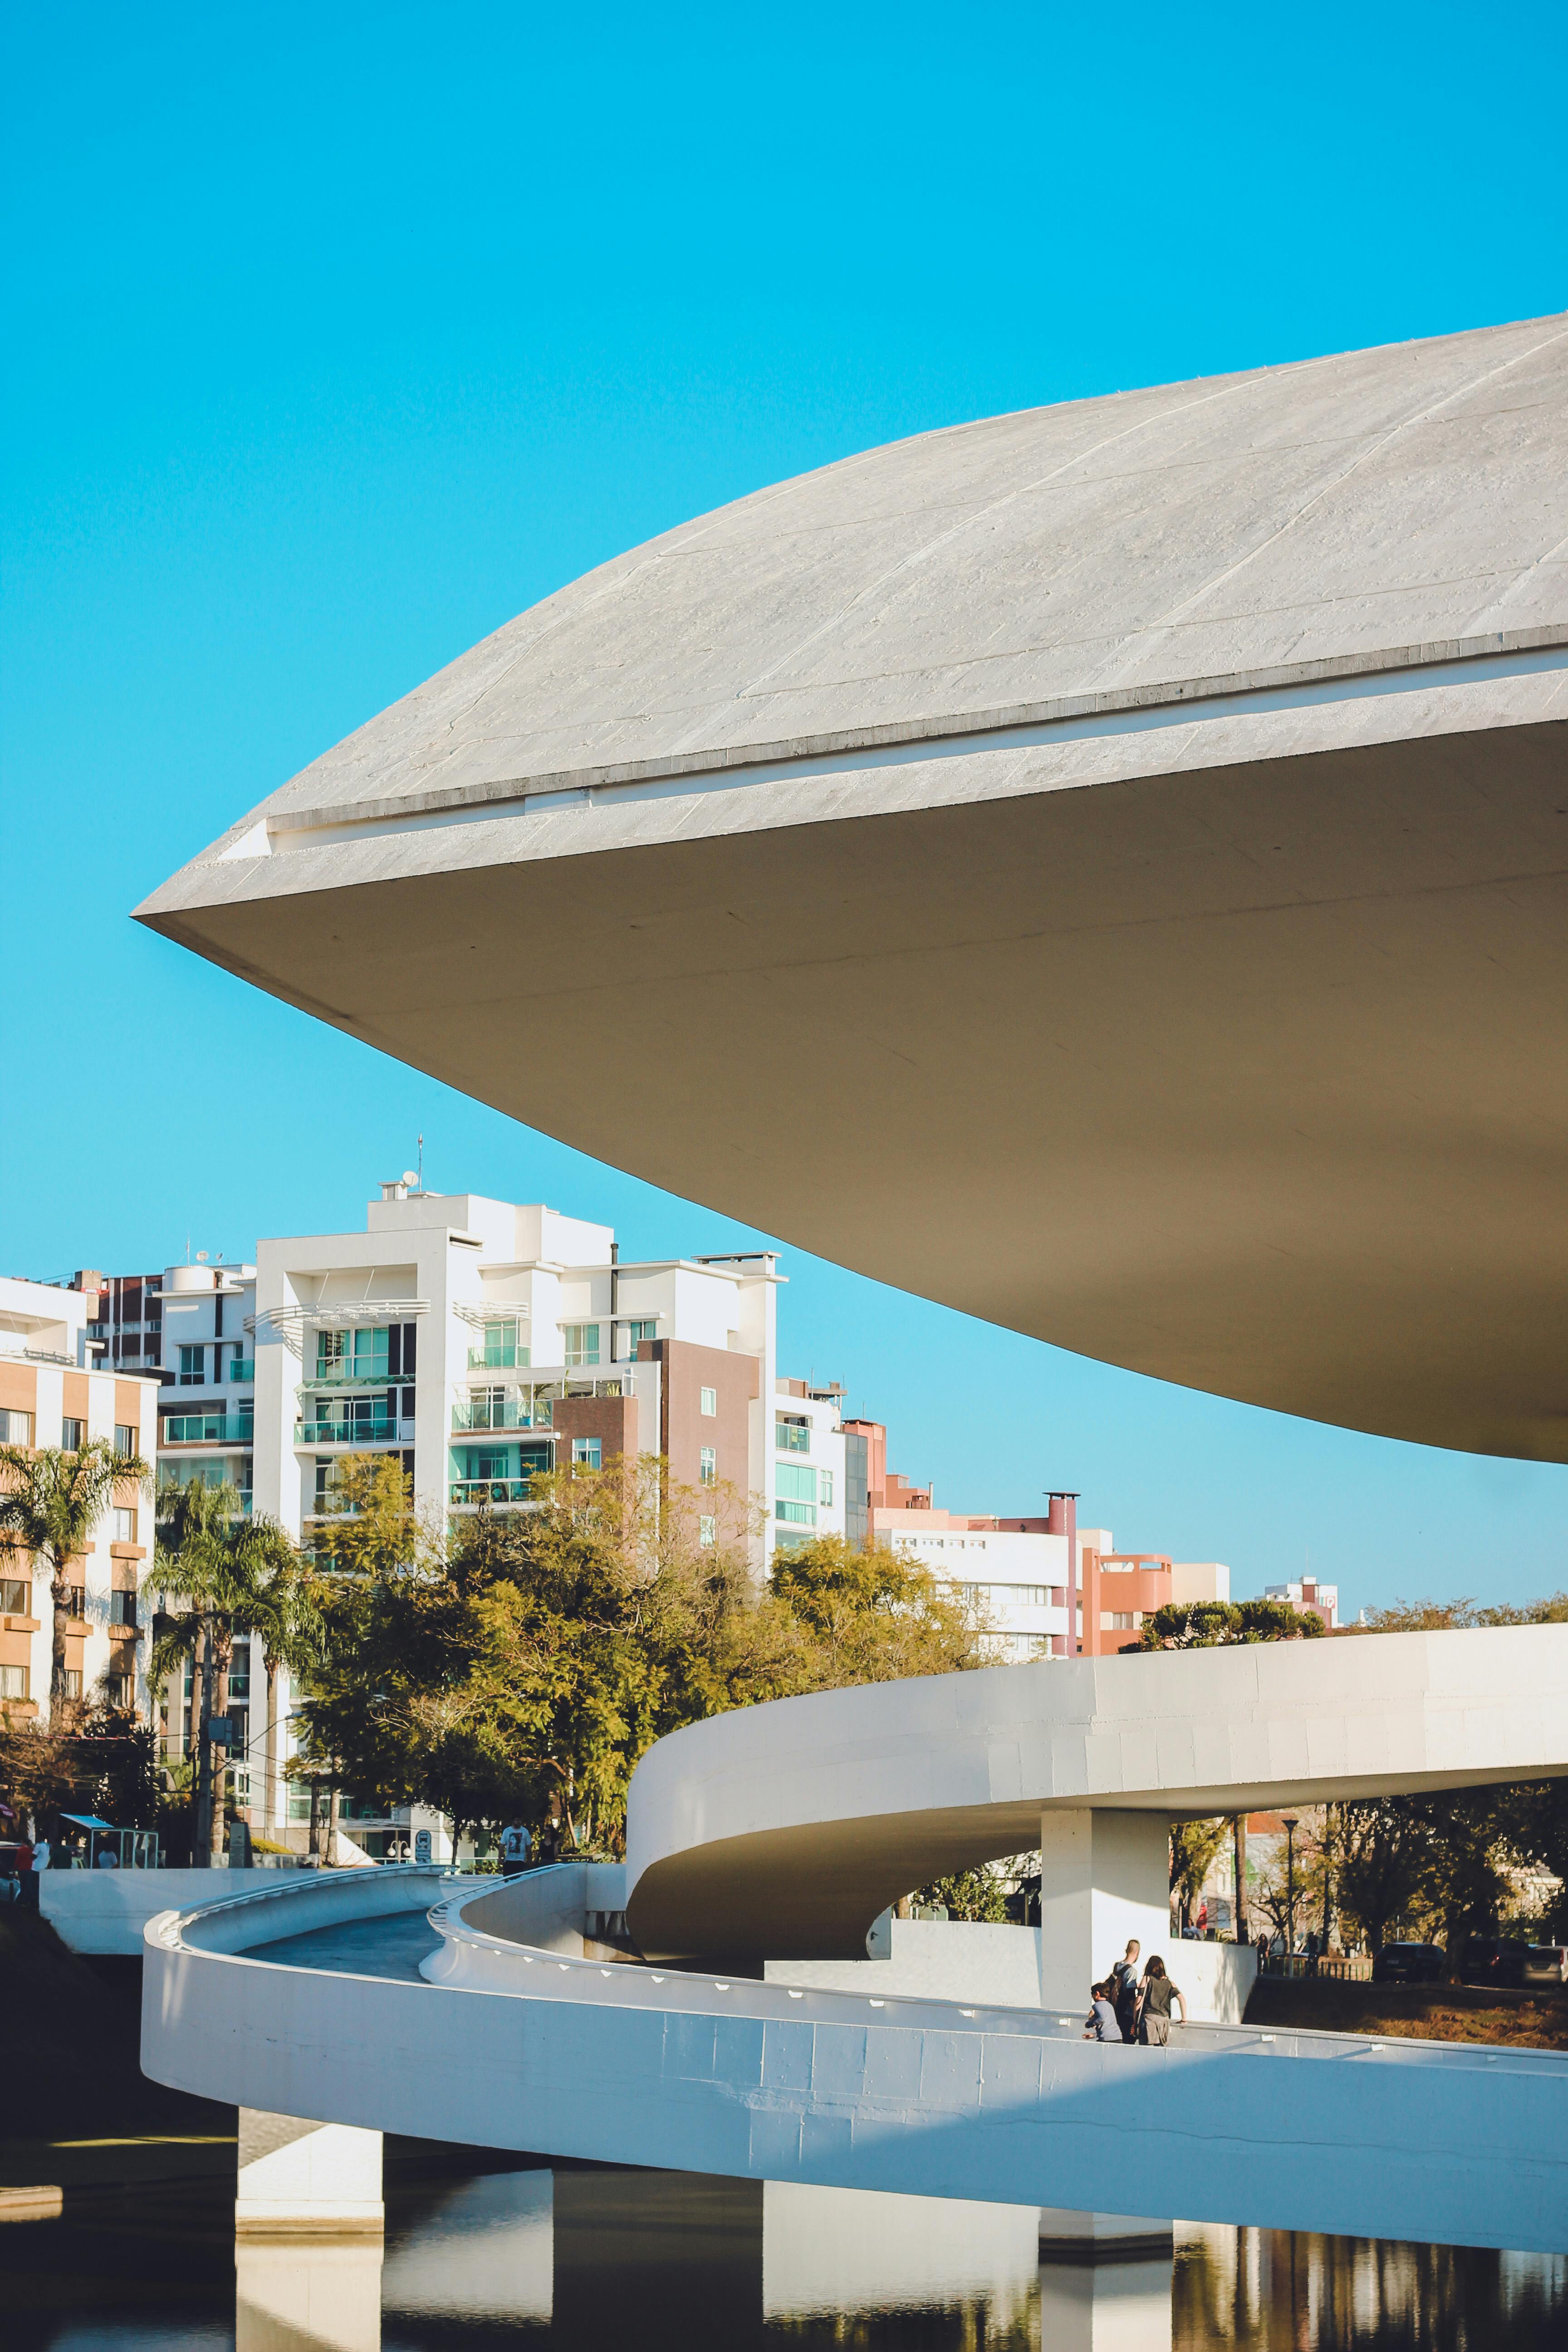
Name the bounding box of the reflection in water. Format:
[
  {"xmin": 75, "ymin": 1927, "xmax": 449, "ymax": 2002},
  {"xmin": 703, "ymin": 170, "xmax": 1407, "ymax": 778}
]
[
  {"xmin": 1174, "ymin": 2226, "xmax": 1568, "ymax": 2351},
  {"xmin": 763, "ymin": 2180, "xmax": 1038, "ymax": 2329},
  {"xmin": 382, "ymin": 2170, "xmax": 552, "ymax": 2326},
  {"xmin": 3, "ymin": 2163, "xmax": 1566, "ymax": 2350},
  {"xmin": 237, "ymin": 2241, "xmax": 383, "ymax": 2352}
]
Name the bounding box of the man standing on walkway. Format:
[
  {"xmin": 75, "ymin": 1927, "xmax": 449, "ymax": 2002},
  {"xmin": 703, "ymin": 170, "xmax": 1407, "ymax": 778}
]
[
  {"xmin": 1111, "ymin": 1939, "xmax": 1141, "ymax": 2042},
  {"xmin": 500, "ymin": 1820, "xmax": 532, "ymax": 1878}
]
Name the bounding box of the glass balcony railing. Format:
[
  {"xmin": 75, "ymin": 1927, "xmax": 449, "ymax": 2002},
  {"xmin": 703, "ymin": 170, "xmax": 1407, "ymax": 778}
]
[
  {"xmin": 466, "ymin": 1343, "xmax": 528, "ymax": 1370},
  {"xmin": 295, "ymin": 1416, "xmax": 414, "ymax": 1447},
  {"xmin": 227, "ymin": 1360, "xmax": 255, "ymax": 1384},
  {"xmin": 449, "ymin": 1478, "xmax": 537, "ymax": 1506},
  {"xmin": 451, "ymin": 1398, "xmax": 551, "ymax": 1433},
  {"xmin": 163, "ymin": 1414, "xmax": 255, "ymax": 1445}
]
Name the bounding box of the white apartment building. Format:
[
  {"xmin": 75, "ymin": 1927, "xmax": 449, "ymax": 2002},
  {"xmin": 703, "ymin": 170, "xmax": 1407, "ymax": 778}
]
[
  {"xmin": 0, "ymin": 1276, "xmax": 161, "ymax": 1723},
  {"xmin": 144, "ymin": 1184, "xmax": 861, "ymax": 1856},
  {"xmin": 879, "ymin": 1519, "xmax": 1115, "ymax": 1661},
  {"xmin": 1264, "ymin": 1576, "xmax": 1340, "ymax": 1630}
]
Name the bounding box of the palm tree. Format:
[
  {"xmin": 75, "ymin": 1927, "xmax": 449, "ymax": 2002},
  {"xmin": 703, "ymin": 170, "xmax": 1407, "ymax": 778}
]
[
  {"xmin": 150, "ymin": 1477, "xmax": 321, "ymax": 1865},
  {"xmin": 0, "ymin": 1438, "xmax": 151, "ymax": 1713}
]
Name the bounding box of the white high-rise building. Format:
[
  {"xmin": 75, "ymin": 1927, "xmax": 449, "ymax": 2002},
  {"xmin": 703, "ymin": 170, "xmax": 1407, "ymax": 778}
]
[{"xmin": 144, "ymin": 1184, "xmax": 854, "ymax": 1856}]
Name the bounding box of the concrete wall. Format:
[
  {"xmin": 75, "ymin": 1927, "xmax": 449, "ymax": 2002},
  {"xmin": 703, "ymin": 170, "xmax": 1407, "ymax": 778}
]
[
  {"xmin": 41, "ymin": 1867, "xmax": 301, "ymax": 1954},
  {"xmin": 765, "ymin": 1917, "xmax": 1254, "ymax": 2025},
  {"xmin": 143, "ymin": 1872, "xmax": 1568, "ymax": 2256}
]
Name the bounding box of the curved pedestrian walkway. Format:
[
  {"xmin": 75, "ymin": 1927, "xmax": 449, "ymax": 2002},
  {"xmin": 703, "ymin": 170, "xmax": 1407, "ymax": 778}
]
[{"xmin": 142, "ymin": 1631, "xmax": 1568, "ymax": 2256}]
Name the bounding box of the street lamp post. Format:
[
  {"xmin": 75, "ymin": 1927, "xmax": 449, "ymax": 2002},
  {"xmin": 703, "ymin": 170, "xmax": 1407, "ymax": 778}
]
[{"xmin": 1282, "ymin": 1814, "xmax": 1299, "ymax": 1961}]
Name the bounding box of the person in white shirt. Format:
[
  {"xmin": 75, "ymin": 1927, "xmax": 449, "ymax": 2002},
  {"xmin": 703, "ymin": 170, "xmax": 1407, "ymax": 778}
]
[
  {"xmin": 32, "ymin": 1837, "xmax": 49, "ymax": 1871},
  {"xmin": 94, "ymin": 1842, "xmax": 119, "ymax": 1869},
  {"xmin": 499, "ymin": 1821, "xmax": 532, "ymax": 1878}
]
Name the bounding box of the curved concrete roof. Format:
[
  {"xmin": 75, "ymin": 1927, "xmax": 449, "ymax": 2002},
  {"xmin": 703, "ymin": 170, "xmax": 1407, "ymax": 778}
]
[
  {"xmin": 137, "ymin": 314, "xmax": 1568, "ymax": 1455},
  {"xmin": 624, "ymin": 1627, "xmax": 1568, "ymax": 1961}
]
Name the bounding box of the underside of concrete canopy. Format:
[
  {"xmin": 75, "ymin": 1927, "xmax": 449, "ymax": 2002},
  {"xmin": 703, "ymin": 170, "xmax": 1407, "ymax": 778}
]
[{"xmin": 137, "ymin": 313, "xmax": 1568, "ymax": 1456}]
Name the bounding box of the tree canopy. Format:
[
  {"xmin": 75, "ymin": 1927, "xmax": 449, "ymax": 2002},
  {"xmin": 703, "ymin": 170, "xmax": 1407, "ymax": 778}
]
[
  {"xmin": 1136, "ymin": 1597, "xmax": 1324, "ymax": 1650},
  {"xmin": 298, "ymin": 1456, "xmax": 986, "ymax": 1852}
]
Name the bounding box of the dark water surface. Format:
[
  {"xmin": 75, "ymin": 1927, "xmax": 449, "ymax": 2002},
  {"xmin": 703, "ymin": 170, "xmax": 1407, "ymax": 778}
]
[{"xmin": 3, "ymin": 2157, "xmax": 1564, "ymax": 2350}]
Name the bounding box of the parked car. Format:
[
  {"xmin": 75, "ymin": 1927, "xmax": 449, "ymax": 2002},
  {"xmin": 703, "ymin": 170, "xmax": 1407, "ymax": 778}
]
[
  {"xmin": 1522, "ymin": 1944, "xmax": 1568, "ymax": 1987},
  {"xmin": 1457, "ymin": 1935, "xmax": 1531, "ymax": 1989},
  {"xmin": 1371, "ymin": 1940, "xmax": 1446, "ymax": 1984}
]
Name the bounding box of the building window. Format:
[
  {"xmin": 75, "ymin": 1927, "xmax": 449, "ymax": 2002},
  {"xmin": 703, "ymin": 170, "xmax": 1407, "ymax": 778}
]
[
  {"xmin": 572, "ymin": 1437, "xmax": 603, "ymax": 1470},
  {"xmin": 228, "ymin": 1642, "xmax": 251, "ymax": 1703},
  {"xmin": 109, "ymin": 1589, "xmax": 138, "ymax": 1629},
  {"xmin": 622, "ymin": 1319, "xmax": 657, "ymax": 1359},
  {"xmin": 776, "ymin": 1414, "xmax": 810, "ymax": 1455},
  {"xmin": 471, "ymin": 1318, "xmax": 526, "ymax": 1371},
  {"xmin": 105, "ymin": 1672, "xmax": 134, "ymax": 1710},
  {"xmin": 0, "ymin": 1577, "xmax": 31, "ymax": 1616},
  {"xmin": 0, "ymin": 1408, "xmax": 33, "ymax": 1445},
  {"xmin": 316, "ymin": 1326, "xmax": 397, "ymax": 1382},
  {"xmin": 563, "ymin": 1324, "xmax": 600, "ymax": 1368},
  {"xmin": 62, "ymin": 1583, "xmax": 86, "ymax": 1621},
  {"xmin": 113, "ymin": 1508, "xmax": 138, "ymax": 1542},
  {"xmin": 699, "ymin": 1515, "xmax": 716, "ymax": 1548},
  {"xmin": 61, "ymin": 1416, "xmax": 85, "ymax": 1450},
  {"xmin": 0, "ymin": 1664, "xmax": 29, "ymax": 1700},
  {"xmin": 699, "ymin": 1447, "xmax": 717, "ymax": 1485},
  {"xmin": 700, "ymin": 1386, "xmax": 717, "ymax": 1417},
  {"xmin": 775, "ymin": 1462, "xmax": 818, "ymax": 1526},
  {"xmin": 63, "ymin": 1669, "xmax": 82, "ymax": 1699},
  {"xmin": 818, "ymin": 1469, "xmax": 834, "ymax": 1507},
  {"xmin": 114, "ymin": 1422, "xmax": 136, "ymax": 1455},
  {"xmin": 178, "ymin": 1345, "xmax": 206, "ymax": 1387}
]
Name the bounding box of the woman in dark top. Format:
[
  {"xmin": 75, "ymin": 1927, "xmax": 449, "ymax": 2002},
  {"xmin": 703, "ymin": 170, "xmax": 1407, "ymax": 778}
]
[{"xmin": 1137, "ymin": 1955, "xmax": 1187, "ymax": 2043}]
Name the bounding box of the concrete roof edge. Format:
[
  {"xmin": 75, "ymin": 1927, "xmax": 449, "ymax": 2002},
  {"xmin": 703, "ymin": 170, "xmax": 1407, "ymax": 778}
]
[{"xmin": 250, "ymin": 624, "xmax": 1568, "ymax": 844}]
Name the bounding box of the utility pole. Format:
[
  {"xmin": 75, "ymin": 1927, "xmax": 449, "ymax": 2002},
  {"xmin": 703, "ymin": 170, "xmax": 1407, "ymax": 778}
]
[
  {"xmin": 1282, "ymin": 1815, "xmax": 1299, "ymax": 1960},
  {"xmin": 1321, "ymin": 1803, "xmax": 1334, "ymax": 1955},
  {"xmin": 1233, "ymin": 1812, "xmax": 1250, "ymax": 1944}
]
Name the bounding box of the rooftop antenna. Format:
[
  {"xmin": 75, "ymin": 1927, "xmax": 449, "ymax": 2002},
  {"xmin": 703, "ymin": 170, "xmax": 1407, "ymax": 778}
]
[{"xmin": 417, "ymin": 1133, "xmax": 424, "ymax": 1191}]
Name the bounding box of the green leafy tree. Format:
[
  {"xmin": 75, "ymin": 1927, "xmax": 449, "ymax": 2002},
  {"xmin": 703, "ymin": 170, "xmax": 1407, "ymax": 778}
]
[
  {"xmin": 150, "ymin": 1476, "xmax": 320, "ymax": 1864},
  {"xmin": 0, "ymin": 1437, "xmax": 151, "ymax": 1710},
  {"xmin": 1333, "ymin": 1799, "xmax": 1431, "ymax": 1951},
  {"xmin": 301, "ymin": 1461, "xmax": 990, "ymax": 1857},
  {"xmin": 767, "ymin": 1534, "xmax": 985, "ymax": 1685},
  {"xmin": 1170, "ymin": 1817, "xmax": 1231, "ymax": 1931},
  {"xmin": 1136, "ymin": 1597, "xmax": 1324, "ymax": 1650}
]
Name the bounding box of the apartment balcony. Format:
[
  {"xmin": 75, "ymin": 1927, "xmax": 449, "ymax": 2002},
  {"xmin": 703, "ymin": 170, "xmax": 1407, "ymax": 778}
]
[
  {"xmin": 466, "ymin": 1343, "xmax": 528, "ymax": 1370},
  {"xmin": 294, "ymin": 1416, "xmax": 417, "ymax": 1448},
  {"xmin": 228, "ymin": 1360, "xmax": 256, "ymax": 1383},
  {"xmin": 451, "ymin": 1398, "xmax": 552, "ymax": 1434},
  {"xmin": 163, "ymin": 1412, "xmax": 255, "ymax": 1446},
  {"xmin": 448, "ymin": 1478, "xmax": 537, "ymax": 1507}
]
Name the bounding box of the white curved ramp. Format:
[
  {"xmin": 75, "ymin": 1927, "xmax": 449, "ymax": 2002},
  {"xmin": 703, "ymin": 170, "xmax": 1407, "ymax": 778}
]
[
  {"xmin": 625, "ymin": 1625, "xmax": 1568, "ymax": 1960},
  {"xmin": 141, "ymin": 1631, "xmax": 1568, "ymax": 2257}
]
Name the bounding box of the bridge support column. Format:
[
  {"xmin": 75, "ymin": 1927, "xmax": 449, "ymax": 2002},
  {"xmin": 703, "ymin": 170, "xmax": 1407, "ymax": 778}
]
[
  {"xmin": 235, "ymin": 2108, "xmax": 384, "ymax": 2238},
  {"xmin": 1038, "ymin": 1809, "xmax": 1170, "ymax": 2013}
]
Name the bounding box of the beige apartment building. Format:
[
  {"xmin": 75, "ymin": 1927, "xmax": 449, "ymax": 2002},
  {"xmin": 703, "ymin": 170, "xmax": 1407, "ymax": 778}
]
[{"xmin": 0, "ymin": 1275, "xmax": 160, "ymax": 1722}]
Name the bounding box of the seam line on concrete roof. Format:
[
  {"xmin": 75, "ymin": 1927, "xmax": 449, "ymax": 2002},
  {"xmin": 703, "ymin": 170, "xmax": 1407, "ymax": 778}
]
[{"xmin": 253, "ymin": 632, "xmax": 1568, "ymax": 858}]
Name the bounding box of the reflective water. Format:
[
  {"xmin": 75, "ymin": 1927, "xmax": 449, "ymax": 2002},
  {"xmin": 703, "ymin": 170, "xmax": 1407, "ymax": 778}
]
[{"xmin": 5, "ymin": 2162, "xmax": 1565, "ymax": 2350}]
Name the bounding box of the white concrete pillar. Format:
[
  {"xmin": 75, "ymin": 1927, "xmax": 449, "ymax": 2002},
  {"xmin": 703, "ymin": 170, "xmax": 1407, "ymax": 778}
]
[
  {"xmin": 1038, "ymin": 1809, "xmax": 1171, "ymax": 2012},
  {"xmin": 236, "ymin": 2240, "xmax": 383, "ymax": 2352},
  {"xmin": 1036, "ymin": 2247, "xmax": 1173, "ymax": 2349},
  {"xmin": 235, "ymin": 2108, "xmax": 384, "ymax": 2239}
]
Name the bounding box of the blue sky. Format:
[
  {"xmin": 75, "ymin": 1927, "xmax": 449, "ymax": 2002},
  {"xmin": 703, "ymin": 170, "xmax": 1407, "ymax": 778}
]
[{"xmin": 4, "ymin": 5, "xmax": 1565, "ymax": 1613}]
